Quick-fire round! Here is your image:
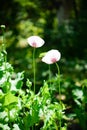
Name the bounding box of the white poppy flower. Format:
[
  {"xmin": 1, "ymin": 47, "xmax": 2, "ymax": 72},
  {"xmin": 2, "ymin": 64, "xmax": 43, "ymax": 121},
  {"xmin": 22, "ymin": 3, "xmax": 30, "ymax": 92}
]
[
  {"xmin": 42, "ymin": 49, "xmax": 61, "ymax": 64},
  {"xmin": 27, "ymin": 36, "xmax": 45, "ymax": 48}
]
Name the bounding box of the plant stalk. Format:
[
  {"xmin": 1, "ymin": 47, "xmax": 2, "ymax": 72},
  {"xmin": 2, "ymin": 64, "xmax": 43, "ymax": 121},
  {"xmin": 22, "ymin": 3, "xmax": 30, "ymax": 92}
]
[
  {"xmin": 49, "ymin": 64, "xmax": 51, "ymax": 88},
  {"xmin": 33, "ymin": 48, "xmax": 36, "ymax": 93},
  {"xmin": 55, "ymin": 63, "xmax": 61, "ymax": 130}
]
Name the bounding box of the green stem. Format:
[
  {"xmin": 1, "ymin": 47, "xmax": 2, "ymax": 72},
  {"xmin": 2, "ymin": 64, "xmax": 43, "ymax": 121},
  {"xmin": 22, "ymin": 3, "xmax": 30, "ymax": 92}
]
[
  {"xmin": 55, "ymin": 63, "xmax": 61, "ymax": 103},
  {"xmin": 1, "ymin": 25, "xmax": 7, "ymax": 63},
  {"xmin": 8, "ymin": 109, "xmax": 12, "ymax": 129},
  {"xmin": 54, "ymin": 121, "xmax": 58, "ymax": 130},
  {"xmin": 55, "ymin": 63, "xmax": 61, "ymax": 130},
  {"xmin": 49, "ymin": 65, "xmax": 51, "ymax": 88},
  {"xmin": 33, "ymin": 48, "xmax": 36, "ymax": 93},
  {"xmin": 1, "ymin": 25, "xmax": 5, "ymax": 50},
  {"xmin": 32, "ymin": 126, "xmax": 34, "ymax": 130}
]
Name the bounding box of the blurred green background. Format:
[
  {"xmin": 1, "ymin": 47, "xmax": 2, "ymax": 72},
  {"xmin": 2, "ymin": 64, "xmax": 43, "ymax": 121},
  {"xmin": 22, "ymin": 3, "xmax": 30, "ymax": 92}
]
[{"xmin": 0, "ymin": 0, "xmax": 87, "ymax": 87}]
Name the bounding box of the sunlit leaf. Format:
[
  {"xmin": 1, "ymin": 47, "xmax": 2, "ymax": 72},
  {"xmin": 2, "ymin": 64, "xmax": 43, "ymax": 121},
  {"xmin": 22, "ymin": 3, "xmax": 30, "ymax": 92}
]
[{"xmin": 3, "ymin": 92, "xmax": 18, "ymax": 106}]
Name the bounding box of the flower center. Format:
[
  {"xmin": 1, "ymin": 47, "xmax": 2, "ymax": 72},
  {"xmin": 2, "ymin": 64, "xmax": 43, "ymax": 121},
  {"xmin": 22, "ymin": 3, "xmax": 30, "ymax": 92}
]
[
  {"xmin": 32, "ymin": 41, "xmax": 37, "ymax": 47},
  {"xmin": 51, "ymin": 57, "xmax": 57, "ymax": 63}
]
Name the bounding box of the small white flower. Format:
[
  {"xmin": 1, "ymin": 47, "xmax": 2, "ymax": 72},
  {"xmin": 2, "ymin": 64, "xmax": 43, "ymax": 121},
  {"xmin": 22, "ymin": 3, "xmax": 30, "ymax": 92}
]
[
  {"xmin": 42, "ymin": 49, "xmax": 61, "ymax": 64},
  {"xmin": 27, "ymin": 36, "xmax": 45, "ymax": 48}
]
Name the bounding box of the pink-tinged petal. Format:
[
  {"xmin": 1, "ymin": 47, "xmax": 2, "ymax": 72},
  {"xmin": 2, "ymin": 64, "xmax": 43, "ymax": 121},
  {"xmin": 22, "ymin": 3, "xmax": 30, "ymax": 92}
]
[
  {"xmin": 27, "ymin": 36, "xmax": 45, "ymax": 48},
  {"xmin": 42, "ymin": 49, "xmax": 61, "ymax": 64}
]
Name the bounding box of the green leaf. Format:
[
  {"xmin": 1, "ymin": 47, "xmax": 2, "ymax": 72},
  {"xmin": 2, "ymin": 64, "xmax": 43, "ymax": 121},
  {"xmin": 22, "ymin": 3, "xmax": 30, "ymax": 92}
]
[
  {"xmin": 10, "ymin": 71, "xmax": 24, "ymax": 93},
  {"xmin": 40, "ymin": 81, "xmax": 51, "ymax": 105},
  {"xmin": 0, "ymin": 70, "xmax": 3, "ymax": 78},
  {"xmin": 0, "ymin": 111, "xmax": 7, "ymax": 121},
  {"xmin": 3, "ymin": 92, "xmax": 18, "ymax": 106},
  {"xmin": 39, "ymin": 52, "xmax": 46, "ymax": 58},
  {"xmin": 72, "ymin": 89, "xmax": 83, "ymax": 99},
  {"xmin": 0, "ymin": 123, "xmax": 10, "ymax": 130},
  {"xmin": 16, "ymin": 72, "xmax": 24, "ymax": 89},
  {"xmin": 16, "ymin": 80, "xmax": 23, "ymax": 89},
  {"xmin": 0, "ymin": 25, "xmax": 5, "ymax": 28},
  {"xmin": 0, "ymin": 94, "xmax": 4, "ymax": 104},
  {"xmin": 26, "ymin": 79, "xmax": 32, "ymax": 88},
  {"xmin": 13, "ymin": 124, "xmax": 21, "ymax": 130},
  {"xmin": 81, "ymin": 79, "xmax": 87, "ymax": 87}
]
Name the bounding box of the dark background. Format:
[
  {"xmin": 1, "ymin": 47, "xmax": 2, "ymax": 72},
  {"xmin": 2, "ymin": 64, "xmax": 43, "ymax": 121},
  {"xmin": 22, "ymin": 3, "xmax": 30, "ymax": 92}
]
[{"xmin": 0, "ymin": 0, "xmax": 87, "ymax": 83}]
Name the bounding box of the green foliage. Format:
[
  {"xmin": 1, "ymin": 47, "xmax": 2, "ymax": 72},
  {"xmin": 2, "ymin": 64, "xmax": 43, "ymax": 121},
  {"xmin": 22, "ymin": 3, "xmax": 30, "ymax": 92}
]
[
  {"xmin": 0, "ymin": 27, "xmax": 66, "ymax": 130},
  {"xmin": 72, "ymin": 81, "xmax": 87, "ymax": 130},
  {"xmin": 0, "ymin": 0, "xmax": 87, "ymax": 128}
]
